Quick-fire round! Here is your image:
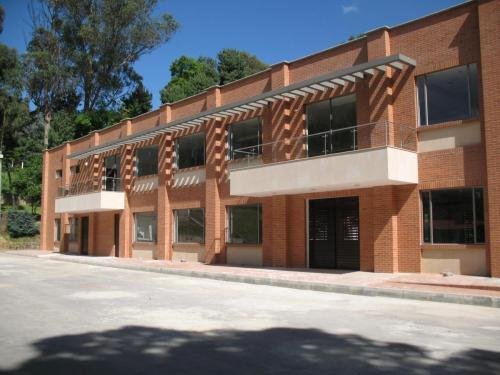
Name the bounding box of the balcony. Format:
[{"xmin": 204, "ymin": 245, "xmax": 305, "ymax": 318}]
[
  {"xmin": 55, "ymin": 177, "xmax": 125, "ymax": 214},
  {"xmin": 229, "ymin": 121, "xmax": 418, "ymax": 197}
]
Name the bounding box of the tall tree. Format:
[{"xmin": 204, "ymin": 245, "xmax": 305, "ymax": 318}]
[
  {"xmin": 217, "ymin": 48, "xmax": 268, "ymax": 85},
  {"xmin": 121, "ymin": 81, "xmax": 152, "ymax": 118},
  {"xmin": 24, "ymin": 27, "xmax": 74, "ymax": 148},
  {"xmin": 160, "ymin": 56, "xmax": 218, "ymax": 103},
  {"xmin": 39, "ymin": 0, "xmax": 179, "ymax": 112},
  {"xmin": 160, "ymin": 49, "xmax": 268, "ymax": 103}
]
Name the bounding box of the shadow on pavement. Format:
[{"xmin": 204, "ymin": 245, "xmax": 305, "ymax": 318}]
[{"xmin": 2, "ymin": 326, "xmax": 499, "ymax": 374}]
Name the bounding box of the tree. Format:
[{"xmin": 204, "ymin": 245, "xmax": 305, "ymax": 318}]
[
  {"xmin": 160, "ymin": 56, "xmax": 218, "ymax": 103},
  {"xmin": 160, "ymin": 49, "xmax": 268, "ymax": 103},
  {"xmin": 121, "ymin": 81, "xmax": 152, "ymax": 118},
  {"xmin": 217, "ymin": 48, "xmax": 268, "ymax": 85},
  {"xmin": 38, "ymin": 0, "xmax": 179, "ymax": 112},
  {"xmin": 0, "ymin": 5, "xmax": 4, "ymax": 33},
  {"xmin": 24, "ymin": 27, "xmax": 75, "ymax": 148}
]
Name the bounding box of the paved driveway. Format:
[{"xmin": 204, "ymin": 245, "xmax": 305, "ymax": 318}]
[{"xmin": 0, "ymin": 253, "xmax": 499, "ymax": 374}]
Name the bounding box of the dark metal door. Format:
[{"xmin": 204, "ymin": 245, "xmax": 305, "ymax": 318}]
[
  {"xmin": 309, "ymin": 199, "xmax": 335, "ymax": 268},
  {"xmin": 334, "ymin": 197, "xmax": 360, "ymax": 270},
  {"xmin": 309, "ymin": 197, "xmax": 360, "ymax": 270},
  {"xmin": 81, "ymin": 217, "xmax": 89, "ymax": 255}
]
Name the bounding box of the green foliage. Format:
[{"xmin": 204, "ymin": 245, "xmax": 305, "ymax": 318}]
[
  {"xmin": 74, "ymin": 109, "xmax": 123, "ymax": 139},
  {"xmin": 217, "ymin": 49, "xmax": 268, "ymax": 85},
  {"xmin": 160, "ymin": 50, "xmax": 267, "ymax": 103},
  {"xmin": 160, "ymin": 56, "xmax": 219, "ymax": 103},
  {"xmin": 49, "ymin": 111, "xmax": 76, "ymax": 148},
  {"xmin": 11, "ymin": 156, "xmax": 42, "ymax": 213},
  {"xmin": 121, "ymin": 81, "xmax": 152, "ymax": 118},
  {"xmin": 7, "ymin": 211, "xmax": 39, "ymax": 238},
  {"xmin": 38, "ymin": 0, "xmax": 179, "ymax": 111}
]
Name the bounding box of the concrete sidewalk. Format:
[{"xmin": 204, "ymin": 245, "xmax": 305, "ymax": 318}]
[{"xmin": 6, "ymin": 249, "xmax": 500, "ymax": 308}]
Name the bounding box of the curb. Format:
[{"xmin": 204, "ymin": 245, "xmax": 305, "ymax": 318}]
[{"xmin": 6, "ymin": 252, "xmax": 500, "ymax": 308}]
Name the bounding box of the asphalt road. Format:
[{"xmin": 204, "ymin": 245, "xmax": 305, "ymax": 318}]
[{"xmin": 0, "ymin": 253, "xmax": 499, "ymax": 374}]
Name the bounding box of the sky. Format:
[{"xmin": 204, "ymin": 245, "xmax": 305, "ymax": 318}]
[{"xmin": 0, "ymin": 0, "xmax": 465, "ymax": 109}]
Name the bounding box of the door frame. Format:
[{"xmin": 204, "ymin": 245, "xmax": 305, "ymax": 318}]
[{"xmin": 306, "ymin": 196, "xmax": 360, "ymax": 270}]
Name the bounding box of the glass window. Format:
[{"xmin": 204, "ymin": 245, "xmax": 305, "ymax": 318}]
[
  {"xmin": 417, "ymin": 64, "xmax": 479, "ymax": 125},
  {"xmin": 136, "ymin": 146, "xmax": 158, "ymax": 177},
  {"xmin": 54, "ymin": 219, "xmax": 61, "ymax": 242},
  {"xmin": 55, "ymin": 169, "xmax": 63, "ymax": 179},
  {"xmin": 175, "ymin": 208, "xmax": 204, "ymax": 243},
  {"xmin": 135, "ymin": 213, "xmax": 157, "ymax": 243},
  {"xmin": 229, "ymin": 118, "xmax": 262, "ymax": 159},
  {"xmin": 306, "ymin": 94, "xmax": 357, "ymax": 156},
  {"xmin": 228, "ymin": 204, "xmax": 262, "ymax": 244},
  {"xmin": 421, "ymin": 188, "xmax": 484, "ymax": 244},
  {"xmin": 69, "ymin": 217, "xmax": 78, "ymax": 241},
  {"xmin": 70, "ymin": 165, "xmax": 80, "ymax": 175},
  {"xmin": 104, "ymin": 155, "xmax": 121, "ymax": 191},
  {"xmin": 176, "ymin": 133, "xmax": 205, "ymax": 169}
]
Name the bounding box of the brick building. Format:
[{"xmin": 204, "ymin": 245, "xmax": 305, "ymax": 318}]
[{"xmin": 40, "ymin": 0, "xmax": 500, "ymax": 276}]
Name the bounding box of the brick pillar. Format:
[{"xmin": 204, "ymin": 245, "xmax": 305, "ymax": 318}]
[
  {"xmin": 205, "ymin": 87, "xmax": 223, "ymax": 264},
  {"xmin": 60, "ymin": 143, "xmax": 71, "ymax": 253},
  {"xmin": 372, "ymin": 186, "xmax": 399, "ymax": 273},
  {"xmin": 271, "ymin": 196, "xmax": 288, "ymax": 267},
  {"xmin": 88, "ymin": 213, "xmax": 96, "ymax": 255},
  {"xmin": 478, "ymin": 0, "xmax": 500, "ymax": 276},
  {"xmin": 157, "ymin": 133, "xmax": 173, "ymax": 260},
  {"xmin": 119, "ymin": 143, "xmax": 133, "ymax": 257},
  {"xmin": 40, "ymin": 150, "xmax": 51, "ymax": 250}
]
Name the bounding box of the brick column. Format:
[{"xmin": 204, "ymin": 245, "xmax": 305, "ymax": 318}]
[
  {"xmin": 60, "ymin": 143, "xmax": 71, "ymax": 253},
  {"xmin": 205, "ymin": 87, "xmax": 223, "ymax": 264},
  {"xmin": 157, "ymin": 133, "xmax": 173, "ymax": 260},
  {"xmin": 478, "ymin": 0, "xmax": 500, "ymax": 276},
  {"xmin": 119, "ymin": 142, "xmax": 133, "ymax": 258},
  {"xmin": 39, "ymin": 150, "xmax": 51, "ymax": 250},
  {"xmin": 372, "ymin": 186, "xmax": 399, "ymax": 273}
]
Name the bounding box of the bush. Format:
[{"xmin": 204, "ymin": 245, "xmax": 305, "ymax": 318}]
[{"xmin": 7, "ymin": 211, "xmax": 39, "ymax": 238}]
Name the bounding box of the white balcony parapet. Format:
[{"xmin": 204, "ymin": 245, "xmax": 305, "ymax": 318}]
[
  {"xmin": 55, "ymin": 177, "xmax": 124, "ymax": 213},
  {"xmin": 229, "ymin": 121, "xmax": 418, "ymax": 197}
]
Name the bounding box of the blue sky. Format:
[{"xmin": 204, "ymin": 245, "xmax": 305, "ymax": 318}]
[{"xmin": 0, "ymin": 0, "xmax": 465, "ymax": 108}]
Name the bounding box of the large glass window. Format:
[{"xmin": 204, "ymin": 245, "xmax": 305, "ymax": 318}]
[
  {"xmin": 175, "ymin": 208, "xmax": 205, "ymax": 243},
  {"xmin": 136, "ymin": 146, "xmax": 158, "ymax": 177},
  {"xmin": 104, "ymin": 154, "xmax": 121, "ymax": 191},
  {"xmin": 306, "ymin": 94, "xmax": 357, "ymax": 157},
  {"xmin": 176, "ymin": 133, "xmax": 205, "ymax": 169},
  {"xmin": 228, "ymin": 204, "xmax": 262, "ymax": 244},
  {"xmin": 229, "ymin": 118, "xmax": 262, "ymax": 159},
  {"xmin": 417, "ymin": 64, "xmax": 478, "ymax": 125},
  {"xmin": 69, "ymin": 217, "xmax": 78, "ymax": 241},
  {"xmin": 135, "ymin": 213, "xmax": 157, "ymax": 243},
  {"xmin": 422, "ymin": 188, "xmax": 484, "ymax": 244}
]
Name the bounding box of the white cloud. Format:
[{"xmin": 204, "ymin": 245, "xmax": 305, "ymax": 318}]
[{"xmin": 342, "ymin": 5, "xmax": 359, "ymax": 14}]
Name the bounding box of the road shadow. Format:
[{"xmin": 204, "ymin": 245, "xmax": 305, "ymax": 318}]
[{"xmin": 2, "ymin": 326, "xmax": 499, "ymax": 374}]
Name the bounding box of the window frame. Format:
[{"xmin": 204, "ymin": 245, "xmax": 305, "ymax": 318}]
[
  {"xmin": 421, "ymin": 187, "xmax": 484, "ymax": 245},
  {"xmin": 134, "ymin": 212, "xmax": 157, "ymax": 243},
  {"xmin": 227, "ymin": 204, "xmax": 262, "ymax": 245},
  {"xmin": 228, "ymin": 118, "xmax": 262, "ymax": 160},
  {"xmin": 175, "ymin": 133, "xmax": 206, "ymax": 170},
  {"xmin": 135, "ymin": 146, "xmax": 159, "ymax": 177},
  {"xmin": 54, "ymin": 219, "xmax": 61, "ymax": 242},
  {"xmin": 417, "ymin": 63, "xmax": 479, "ymax": 126},
  {"xmin": 69, "ymin": 217, "xmax": 78, "ymax": 242},
  {"xmin": 174, "ymin": 208, "xmax": 205, "ymax": 244},
  {"xmin": 55, "ymin": 169, "xmax": 63, "ymax": 179}
]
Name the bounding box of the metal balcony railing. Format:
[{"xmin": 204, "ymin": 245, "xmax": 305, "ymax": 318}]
[
  {"xmin": 57, "ymin": 177, "xmax": 122, "ymax": 198},
  {"xmin": 231, "ymin": 121, "xmax": 416, "ymax": 169}
]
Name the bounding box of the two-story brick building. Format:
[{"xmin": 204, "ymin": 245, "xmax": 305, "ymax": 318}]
[{"xmin": 40, "ymin": 0, "xmax": 500, "ymax": 276}]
